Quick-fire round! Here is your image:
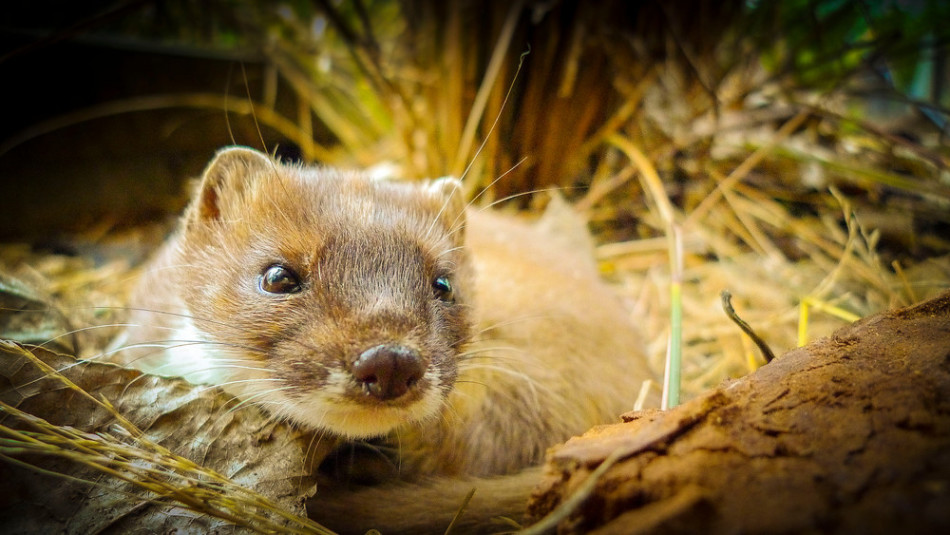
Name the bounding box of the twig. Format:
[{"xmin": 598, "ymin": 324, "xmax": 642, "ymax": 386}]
[{"xmin": 721, "ymin": 290, "xmax": 775, "ymax": 363}]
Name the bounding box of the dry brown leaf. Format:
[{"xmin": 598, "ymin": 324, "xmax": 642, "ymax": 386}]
[
  {"xmin": 0, "ymin": 341, "xmax": 333, "ymax": 534},
  {"xmin": 0, "ymin": 267, "xmax": 75, "ymax": 355}
]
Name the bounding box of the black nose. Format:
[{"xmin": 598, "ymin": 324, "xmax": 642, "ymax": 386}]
[{"xmin": 352, "ymin": 344, "xmax": 424, "ymax": 400}]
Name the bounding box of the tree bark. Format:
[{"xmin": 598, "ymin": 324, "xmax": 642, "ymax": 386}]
[{"xmin": 527, "ymin": 291, "xmax": 950, "ymax": 534}]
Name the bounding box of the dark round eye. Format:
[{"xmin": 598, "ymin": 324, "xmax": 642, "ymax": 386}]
[
  {"xmin": 260, "ymin": 264, "xmax": 302, "ymax": 294},
  {"xmin": 432, "ymin": 276, "xmax": 454, "ymax": 302}
]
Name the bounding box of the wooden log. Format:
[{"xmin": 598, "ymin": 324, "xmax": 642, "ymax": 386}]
[{"xmin": 527, "ymin": 291, "xmax": 950, "ymax": 534}]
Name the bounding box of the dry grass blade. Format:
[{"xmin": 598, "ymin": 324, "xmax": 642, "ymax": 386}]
[
  {"xmin": 685, "ymin": 108, "xmax": 812, "ymax": 228},
  {"xmin": 516, "ymin": 448, "xmax": 627, "ymax": 535},
  {"xmin": 607, "ymin": 134, "xmax": 684, "ymax": 407}
]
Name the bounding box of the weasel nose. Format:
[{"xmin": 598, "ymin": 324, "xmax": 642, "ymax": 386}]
[{"xmin": 352, "ymin": 344, "xmax": 424, "ymax": 400}]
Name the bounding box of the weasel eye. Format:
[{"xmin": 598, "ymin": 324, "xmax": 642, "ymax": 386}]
[
  {"xmin": 432, "ymin": 276, "xmax": 454, "ymax": 302},
  {"xmin": 260, "ymin": 265, "xmax": 301, "ymax": 294}
]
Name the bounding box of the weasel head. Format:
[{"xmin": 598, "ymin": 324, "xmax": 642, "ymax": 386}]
[{"xmin": 169, "ymin": 146, "xmax": 472, "ymax": 438}]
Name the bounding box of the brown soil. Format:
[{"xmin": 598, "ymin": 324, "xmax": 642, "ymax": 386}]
[{"xmin": 527, "ymin": 291, "xmax": 950, "ymax": 534}]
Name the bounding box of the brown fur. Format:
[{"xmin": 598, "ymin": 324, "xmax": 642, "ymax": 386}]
[{"xmin": 114, "ymin": 147, "xmax": 654, "ymax": 533}]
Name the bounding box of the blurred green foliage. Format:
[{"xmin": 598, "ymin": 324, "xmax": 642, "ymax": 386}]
[{"xmin": 750, "ymin": 0, "xmax": 948, "ymax": 112}]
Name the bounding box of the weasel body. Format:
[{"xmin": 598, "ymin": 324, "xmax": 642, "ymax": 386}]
[{"xmin": 116, "ymin": 147, "xmax": 653, "ymax": 532}]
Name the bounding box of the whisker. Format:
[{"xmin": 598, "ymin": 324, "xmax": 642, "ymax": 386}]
[
  {"xmin": 452, "ymin": 380, "xmax": 491, "ymax": 391},
  {"xmin": 105, "ymin": 338, "xmax": 269, "ymax": 361},
  {"xmin": 392, "ymin": 428, "xmax": 403, "ymax": 476},
  {"xmin": 5, "ymin": 338, "xmax": 254, "ymax": 394},
  {"xmin": 196, "ymin": 376, "xmax": 282, "ymax": 395},
  {"xmin": 424, "ymin": 41, "xmax": 531, "ymax": 244},
  {"xmin": 80, "ymin": 304, "xmax": 327, "ymax": 358},
  {"xmin": 239, "ymin": 61, "xmax": 269, "ymax": 155},
  {"xmin": 423, "ymin": 180, "xmax": 464, "ymax": 243},
  {"xmin": 444, "ymin": 156, "xmax": 529, "ymax": 241},
  {"xmin": 456, "ymin": 362, "xmax": 545, "ymax": 385},
  {"xmin": 34, "ymin": 322, "xmax": 138, "ymax": 350},
  {"xmin": 456, "ymin": 45, "xmax": 530, "ymax": 183},
  {"xmin": 224, "ymin": 385, "xmax": 296, "ymax": 415},
  {"xmin": 456, "ymin": 348, "xmax": 528, "ymax": 366},
  {"xmin": 216, "ymin": 377, "xmax": 285, "ymax": 389},
  {"xmin": 122, "ymin": 358, "xmax": 271, "ymax": 384},
  {"xmin": 456, "ymin": 313, "xmax": 562, "ymax": 347},
  {"xmin": 473, "ymin": 186, "xmax": 580, "ymax": 214},
  {"xmin": 434, "ymin": 244, "xmax": 466, "ymax": 259},
  {"xmin": 305, "ymin": 430, "xmax": 336, "ymax": 474}
]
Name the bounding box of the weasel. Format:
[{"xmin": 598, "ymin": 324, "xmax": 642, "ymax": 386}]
[{"xmin": 113, "ymin": 146, "xmax": 654, "ymax": 533}]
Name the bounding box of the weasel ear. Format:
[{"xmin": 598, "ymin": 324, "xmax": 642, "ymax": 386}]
[
  {"xmin": 427, "ymin": 177, "xmax": 466, "ymax": 239},
  {"xmin": 185, "ymin": 146, "xmax": 274, "ymax": 228}
]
